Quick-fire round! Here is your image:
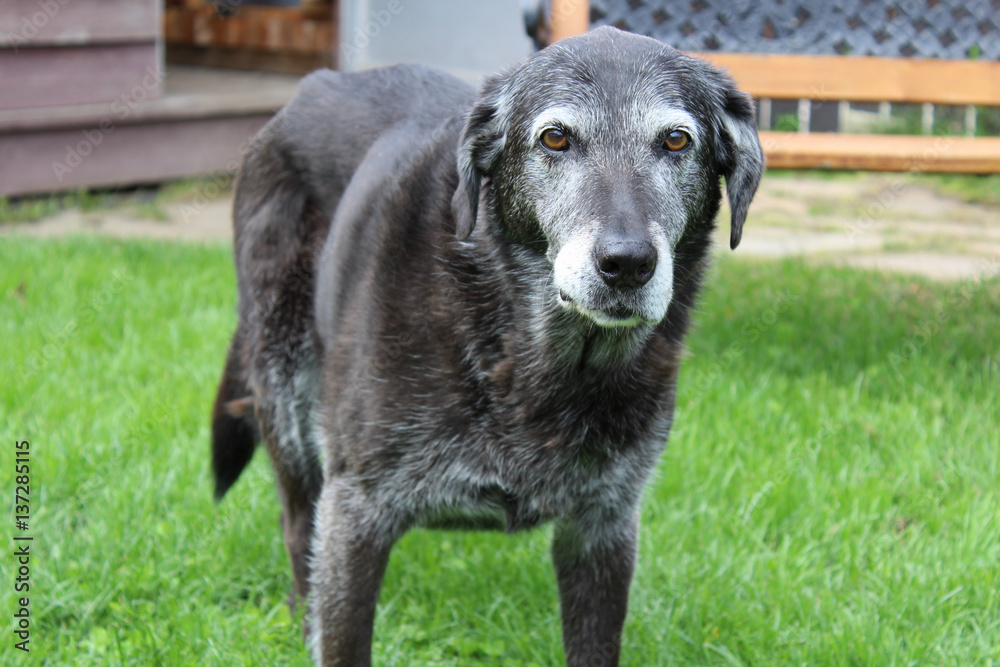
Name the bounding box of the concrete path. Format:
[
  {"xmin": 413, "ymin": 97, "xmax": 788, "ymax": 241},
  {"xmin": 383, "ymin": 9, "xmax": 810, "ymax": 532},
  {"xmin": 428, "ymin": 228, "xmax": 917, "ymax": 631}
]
[{"xmin": 720, "ymin": 173, "xmax": 1000, "ymax": 281}]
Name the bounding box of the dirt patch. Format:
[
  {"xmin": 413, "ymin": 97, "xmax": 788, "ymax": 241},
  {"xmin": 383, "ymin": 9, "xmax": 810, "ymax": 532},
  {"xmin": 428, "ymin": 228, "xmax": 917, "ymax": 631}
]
[
  {"xmin": 1, "ymin": 197, "xmax": 233, "ymax": 243},
  {"xmin": 717, "ymin": 173, "xmax": 1000, "ymax": 281},
  {"xmin": 835, "ymin": 253, "xmax": 999, "ymax": 281}
]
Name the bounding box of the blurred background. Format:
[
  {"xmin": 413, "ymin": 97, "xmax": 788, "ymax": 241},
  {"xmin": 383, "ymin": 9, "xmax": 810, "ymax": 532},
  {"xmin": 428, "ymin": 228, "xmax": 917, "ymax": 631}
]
[
  {"xmin": 0, "ymin": 0, "xmax": 536, "ymax": 197},
  {"xmin": 2, "ymin": 0, "xmax": 998, "ymax": 277},
  {"xmin": 0, "ymin": 0, "xmax": 997, "ymax": 198},
  {"xmin": 2, "ymin": 4, "xmax": 998, "ymax": 664}
]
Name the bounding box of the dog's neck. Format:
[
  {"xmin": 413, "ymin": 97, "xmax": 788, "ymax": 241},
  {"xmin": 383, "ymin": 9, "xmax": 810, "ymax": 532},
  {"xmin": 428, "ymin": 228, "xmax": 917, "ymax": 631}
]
[
  {"xmin": 458, "ymin": 242, "xmax": 684, "ymax": 455},
  {"xmin": 434, "ymin": 211, "xmax": 714, "ymax": 458},
  {"xmin": 462, "ymin": 235, "xmax": 677, "ymax": 389}
]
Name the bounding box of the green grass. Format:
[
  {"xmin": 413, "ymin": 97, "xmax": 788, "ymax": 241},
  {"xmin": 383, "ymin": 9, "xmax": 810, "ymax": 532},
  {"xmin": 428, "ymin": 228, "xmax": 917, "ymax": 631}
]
[
  {"xmin": 0, "ymin": 189, "xmax": 121, "ymax": 225},
  {"xmin": 914, "ymin": 173, "xmax": 1000, "ymax": 209},
  {"xmin": 772, "ymin": 113, "xmax": 799, "ymax": 133},
  {"xmin": 1, "ymin": 237, "xmax": 998, "ymax": 666}
]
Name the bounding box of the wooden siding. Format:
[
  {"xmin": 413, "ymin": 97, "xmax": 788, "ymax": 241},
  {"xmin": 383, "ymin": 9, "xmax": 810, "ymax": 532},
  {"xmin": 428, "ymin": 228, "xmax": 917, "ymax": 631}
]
[
  {"xmin": 0, "ymin": 44, "xmax": 161, "ymax": 110},
  {"xmin": 0, "ymin": 66, "xmax": 299, "ymax": 196},
  {"xmin": 0, "ymin": 0, "xmax": 161, "ymax": 110},
  {"xmin": 0, "ymin": 0, "xmax": 158, "ymax": 46},
  {"xmin": 1, "ymin": 114, "xmax": 273, "ymax": 195}
]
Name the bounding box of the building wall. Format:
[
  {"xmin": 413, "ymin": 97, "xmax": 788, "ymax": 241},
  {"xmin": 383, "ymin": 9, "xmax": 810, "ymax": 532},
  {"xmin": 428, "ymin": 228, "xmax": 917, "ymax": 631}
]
[{"xmin": 338, "ymin": 0, "xmax": 534, "ymax": 83}]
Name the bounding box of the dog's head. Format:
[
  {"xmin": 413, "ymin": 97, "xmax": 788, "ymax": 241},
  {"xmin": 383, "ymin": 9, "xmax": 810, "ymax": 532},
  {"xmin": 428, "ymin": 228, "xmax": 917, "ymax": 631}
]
[{"xmin": 453, "ymin": 26, "xmax": 764, "ymax": 329}]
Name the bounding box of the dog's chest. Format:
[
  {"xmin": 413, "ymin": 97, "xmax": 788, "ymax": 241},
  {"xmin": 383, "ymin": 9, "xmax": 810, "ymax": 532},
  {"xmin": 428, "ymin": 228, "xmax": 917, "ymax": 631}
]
[
  {"xmin": 407, "ymin": 433, "xmax": 648, "ymax": 533},
  {"xmin": 421, "ymin": 485, "xmax": 565, "ymax": 532}
]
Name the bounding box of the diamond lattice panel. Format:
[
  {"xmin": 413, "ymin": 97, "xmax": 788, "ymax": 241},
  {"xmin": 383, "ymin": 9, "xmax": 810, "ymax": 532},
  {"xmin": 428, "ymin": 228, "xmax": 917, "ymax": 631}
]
[{"xmin": 590, "ymin": 0, "xmax": 1000, "ymax": 58}]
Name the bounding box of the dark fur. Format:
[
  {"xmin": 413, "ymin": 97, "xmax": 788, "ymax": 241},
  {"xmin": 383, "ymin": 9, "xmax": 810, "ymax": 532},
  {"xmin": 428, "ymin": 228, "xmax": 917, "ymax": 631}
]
[{"xmin": 212, "ymin": 27, "xmax": 762, "ymax": 666}]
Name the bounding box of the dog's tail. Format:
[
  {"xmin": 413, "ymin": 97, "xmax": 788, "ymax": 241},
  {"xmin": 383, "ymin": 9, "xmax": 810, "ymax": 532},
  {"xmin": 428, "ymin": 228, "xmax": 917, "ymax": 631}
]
[{"xmin": 211, "ymin": 339, "xmax": 260, "ymax": 500}]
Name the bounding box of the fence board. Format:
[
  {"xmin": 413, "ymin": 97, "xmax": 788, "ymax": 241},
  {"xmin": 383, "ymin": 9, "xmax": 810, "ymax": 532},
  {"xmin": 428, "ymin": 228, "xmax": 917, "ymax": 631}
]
[{"xmin": 693, "ymin": 53, "xmax": 1000, "ymax": 106}]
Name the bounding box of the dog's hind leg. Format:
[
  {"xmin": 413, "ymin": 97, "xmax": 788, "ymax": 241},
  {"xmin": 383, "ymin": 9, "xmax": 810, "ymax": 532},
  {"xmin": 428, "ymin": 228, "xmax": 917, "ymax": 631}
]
[
  {"xmin": 211, "ymin": 324, "xmax": 319, "ymax": 611},
  {"xmin": 270, "ymin": 438, "xmax": 321, "ymax": 610},
  {"xmin": 243, "ymin": 196, "xmax": 328, "ymax": 611},
  {"xmin": 255, "ymin": 340, "xmax": 324, "ymax": 611}
]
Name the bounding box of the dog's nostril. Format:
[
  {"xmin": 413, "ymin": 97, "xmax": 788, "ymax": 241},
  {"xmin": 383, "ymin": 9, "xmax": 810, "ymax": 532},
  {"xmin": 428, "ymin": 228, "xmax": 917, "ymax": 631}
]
[
  {"xmin": 635, "ymin": 263, "xmax": 653, "ymax": 284},
  {"xmin": 631, "ymin": 263, "xmax": 655, "ymax": 287},
  {"xmin": 599, "ymin": 258, "xmax": 622, "ymax": 278}
]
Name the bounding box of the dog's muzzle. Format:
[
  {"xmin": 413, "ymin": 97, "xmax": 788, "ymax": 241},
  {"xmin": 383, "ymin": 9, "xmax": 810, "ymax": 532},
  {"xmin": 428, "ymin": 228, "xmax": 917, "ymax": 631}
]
[{"xmin": 553, "ymin": 229, "xmax": 673, "ymax": 328}]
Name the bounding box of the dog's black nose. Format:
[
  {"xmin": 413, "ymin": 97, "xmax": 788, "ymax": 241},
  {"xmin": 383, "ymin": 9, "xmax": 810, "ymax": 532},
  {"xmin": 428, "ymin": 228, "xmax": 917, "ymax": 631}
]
[{"xmin": 594, "ymin": 241, "xmax": 657, "ymax": 289}]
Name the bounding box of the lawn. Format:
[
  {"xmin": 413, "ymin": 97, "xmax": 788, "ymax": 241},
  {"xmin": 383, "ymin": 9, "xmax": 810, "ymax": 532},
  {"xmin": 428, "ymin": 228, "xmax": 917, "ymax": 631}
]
[{"xmin": 1, "ymin": 236, "xmax": 997, "ymax": 666}]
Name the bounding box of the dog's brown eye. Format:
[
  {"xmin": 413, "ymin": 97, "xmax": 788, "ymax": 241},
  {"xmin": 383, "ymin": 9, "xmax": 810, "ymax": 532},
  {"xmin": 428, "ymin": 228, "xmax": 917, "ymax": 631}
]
[
  {"xmin": 663, "ymin": 130, "xmax": 690, "ymax": 152},
  {"xmin": 541, "ymin": 128, "xmax": 569, "ymax": 151}
]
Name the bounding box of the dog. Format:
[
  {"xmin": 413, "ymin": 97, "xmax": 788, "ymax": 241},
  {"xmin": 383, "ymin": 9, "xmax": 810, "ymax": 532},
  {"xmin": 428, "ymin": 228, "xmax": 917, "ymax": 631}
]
[{"xmin": 211, "ymin": 26, "xmax": 763, "ymax": 666}]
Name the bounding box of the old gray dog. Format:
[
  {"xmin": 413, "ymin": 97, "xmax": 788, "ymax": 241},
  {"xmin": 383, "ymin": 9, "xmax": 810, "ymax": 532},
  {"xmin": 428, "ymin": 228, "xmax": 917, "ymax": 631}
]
[{"xmin": 211, "ymin": 26, "xmax": 763, "ymax": 666}]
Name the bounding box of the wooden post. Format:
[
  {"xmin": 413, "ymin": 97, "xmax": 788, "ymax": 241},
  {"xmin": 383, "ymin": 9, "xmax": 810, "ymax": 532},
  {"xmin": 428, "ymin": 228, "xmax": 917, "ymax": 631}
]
[
  {"xmin": 797, "ymin": 98, "xmax": 811, "ymax": 134},
  {"xmin": 921, "ymin": 102, "xmax": 934, "ymax": 135},
  {"xmin": 758, "ymin": 97, "xmax": 772, "ymax": 131},
  {"xmin": 550, "ymin": 0, "xmax": 589, "ymax": 43},
  {"xmin": 837, "ymin": 100, "xmax": 850, "ymax": 133},
  {"xmin": 965, "ymin": 104, "xmax": 977, "ymax": 137}
]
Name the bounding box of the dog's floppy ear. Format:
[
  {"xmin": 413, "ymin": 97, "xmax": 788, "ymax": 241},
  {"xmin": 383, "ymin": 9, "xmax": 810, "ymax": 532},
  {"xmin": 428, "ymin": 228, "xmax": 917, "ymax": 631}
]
[
  {"xmin": 713, "ymin": 83, "xmax": 764, "ymax": 250},
  {"xmin": 452, "ymin": 75, "xmax": 506, "ymax": 239}
]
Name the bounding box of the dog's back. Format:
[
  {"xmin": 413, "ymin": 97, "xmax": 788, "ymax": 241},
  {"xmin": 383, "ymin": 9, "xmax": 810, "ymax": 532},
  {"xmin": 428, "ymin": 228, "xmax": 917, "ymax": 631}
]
[{"xmin": 211, "ymin": 65, "xmax": 475, "ymax": 499}]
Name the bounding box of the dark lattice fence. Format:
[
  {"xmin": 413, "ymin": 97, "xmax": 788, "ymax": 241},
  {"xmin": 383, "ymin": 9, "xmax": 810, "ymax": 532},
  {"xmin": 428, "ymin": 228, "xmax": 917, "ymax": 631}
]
[{"xmin": 590, "ymin": 0, "xmax": 1000, "ymax": 59}]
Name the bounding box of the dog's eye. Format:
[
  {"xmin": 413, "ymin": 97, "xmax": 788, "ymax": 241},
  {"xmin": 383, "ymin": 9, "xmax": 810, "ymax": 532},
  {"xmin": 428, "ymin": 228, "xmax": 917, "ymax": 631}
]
[
  {"xmin": 663, "ymin": 130, "xmax": 690, "ymax": 152},
  {"xmin": 540, "ymin": 128, "xmax": 570, "ymax": 152}
]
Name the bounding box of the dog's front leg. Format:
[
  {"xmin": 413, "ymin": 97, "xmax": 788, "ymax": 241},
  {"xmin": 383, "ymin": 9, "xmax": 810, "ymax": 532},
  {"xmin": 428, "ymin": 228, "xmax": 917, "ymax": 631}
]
[
  {"xmin": 309, "ymin": 479, "xmax": 398, "ymax": 667},
  {"xmin": 552, "ymin": 507, "xmax": 639, "ymax": 667}
]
